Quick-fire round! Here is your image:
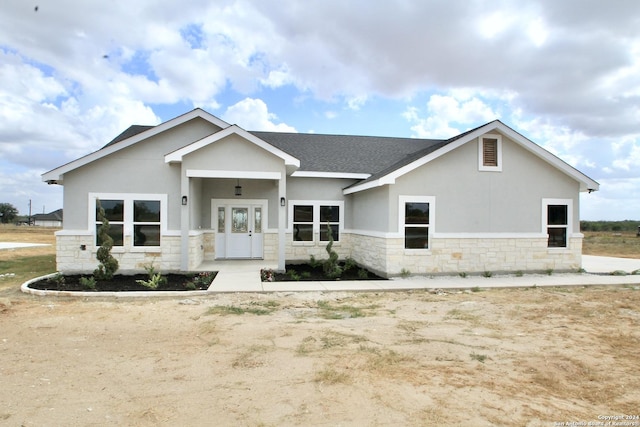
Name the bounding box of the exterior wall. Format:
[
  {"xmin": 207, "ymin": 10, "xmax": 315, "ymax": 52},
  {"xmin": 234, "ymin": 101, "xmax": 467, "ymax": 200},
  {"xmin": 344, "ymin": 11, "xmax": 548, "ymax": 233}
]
[
  {"xmin": 62, "ymin": 117, "xmax": 221, "ymax": 231},
  {"xmin": 389, "ymin": 132, "xmax": 581, "ymax": 234},
  {"xmin": 350, "ymin": 233, "xmax": 582, "ymax": 277}
]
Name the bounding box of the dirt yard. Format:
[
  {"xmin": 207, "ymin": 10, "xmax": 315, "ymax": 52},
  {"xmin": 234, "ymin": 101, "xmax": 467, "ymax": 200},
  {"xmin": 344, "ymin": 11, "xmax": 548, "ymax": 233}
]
[{"xmin": 1, "ymin": 286, "xmax": 639, "ymax": 426}]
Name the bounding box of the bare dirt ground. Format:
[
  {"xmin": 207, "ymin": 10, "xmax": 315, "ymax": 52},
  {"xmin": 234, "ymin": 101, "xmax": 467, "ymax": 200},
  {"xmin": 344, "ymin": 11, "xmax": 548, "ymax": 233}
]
[{"xmin": 1, "ymin": 286, "xmax": 639, "ymax": 426}]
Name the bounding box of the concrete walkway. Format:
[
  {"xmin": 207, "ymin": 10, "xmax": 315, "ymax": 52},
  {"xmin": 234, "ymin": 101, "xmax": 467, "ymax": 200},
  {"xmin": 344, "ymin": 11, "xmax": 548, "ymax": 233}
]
[
  {"xmin": 0, "ymin": 242, "xmax": 50, "ymax": 250},
  {"xmin": 208, "ymin": 256, "xmax": 640, "ymax": 293}
]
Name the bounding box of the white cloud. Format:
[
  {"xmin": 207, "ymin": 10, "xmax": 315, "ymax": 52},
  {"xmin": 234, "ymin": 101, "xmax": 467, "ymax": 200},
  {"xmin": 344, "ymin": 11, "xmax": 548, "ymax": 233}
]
[
  {"xmin": 405, "ymin": 93, "xmax": 499, "ymax": 138},
  {"xmin": 222, "ymin": 98, "xmax": 296, "ymax": 132}
]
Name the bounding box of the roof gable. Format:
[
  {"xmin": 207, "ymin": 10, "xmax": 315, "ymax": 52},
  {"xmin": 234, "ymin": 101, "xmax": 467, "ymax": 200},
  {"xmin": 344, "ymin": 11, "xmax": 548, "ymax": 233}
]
[
  {"xmin": 165, "ymin": 125, "xmax": 300, "ymax": 170},
  {"xmin": 344, "ymin": 120, "xmax": 599, "ymax": 194},
  {"xmin": 42, "ymin": 108, "xmax": 230, "ymax": 183}
]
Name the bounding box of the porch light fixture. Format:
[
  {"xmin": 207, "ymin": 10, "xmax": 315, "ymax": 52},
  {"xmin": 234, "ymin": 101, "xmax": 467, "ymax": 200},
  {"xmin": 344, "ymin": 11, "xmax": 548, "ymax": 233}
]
[
  {"xmin": 181, "ymin": 195, "xmax": 188, "ymax": 206},
  {"xmin": 235, "ymin": 179, "xmax": 242, "ymax": 196},
  {"xmin": 280, "ymin": 197, "xmax": 286, "ymax": 207}
]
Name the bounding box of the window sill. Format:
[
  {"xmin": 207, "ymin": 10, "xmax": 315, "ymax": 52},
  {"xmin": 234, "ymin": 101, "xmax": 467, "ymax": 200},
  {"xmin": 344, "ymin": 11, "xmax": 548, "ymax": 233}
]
[{"xmin": 403, "ymin": 248, "xmax": 432, "ymax": 255}]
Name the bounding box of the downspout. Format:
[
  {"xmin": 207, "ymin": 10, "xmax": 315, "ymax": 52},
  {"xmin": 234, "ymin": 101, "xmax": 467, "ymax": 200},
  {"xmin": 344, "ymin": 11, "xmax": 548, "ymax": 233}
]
[
  {"xmin": 278, "ymin": 172, "xmax": 286, "ymax": 272},
  {"xmin": 180, "ymin": 166, "xmax": 189, "ymax": 271}
]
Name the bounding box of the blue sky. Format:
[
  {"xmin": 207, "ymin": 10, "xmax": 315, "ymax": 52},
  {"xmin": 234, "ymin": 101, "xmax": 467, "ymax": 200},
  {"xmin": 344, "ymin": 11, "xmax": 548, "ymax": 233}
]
[{"xmin": 1, "ymin": 0, "xmax": 639, "ymax": 220}]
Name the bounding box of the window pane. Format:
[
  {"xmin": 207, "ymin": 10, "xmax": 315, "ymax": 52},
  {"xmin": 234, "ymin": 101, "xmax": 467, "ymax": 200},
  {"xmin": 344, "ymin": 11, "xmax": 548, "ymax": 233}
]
[
  {"xmin": 293, "ymin": 205, "xmax": 313, "ymax": 222},
  {"xmin": 320, "ymin": 224, "xmax": 339, "ymax": 241},
  {"xmin": 254, "ymin": 207, "xmax": 262, "ymax": 233},
  {"xmin": 218, "ymin": 207, "xmax": 225, "ymax": 233},
  {"xmin": 232, "ymin": 208, "xmax": 248, "ymax": 233},
  {"xmin": 405, "ymin": 227, "xmax": 429, "ymax": 249},
  {"xmin": 548, "ymin": 227, "xmax": 567, "ymax": 248},
  {"xmin": 134, "ymin": 225, "xmax": 160, "ymax": 246},
  {"xmin": 96, "ymin": 224, "xmax": 123, "ymax": 246},
  {"xmin": 405, "ymin": 203, "xmax": 429, "ymax": 224},
  {"xmin": 293, "ymin": 224, "xmax": 313, "ymax": 241},
  {"xmin": 548, "ymin": 205, "xmax": 567, "ymax": 225},
  {"xmin": 97, "ymin": 200, "xmax": 124, "ymax": 222},
  {"xmin": 320, "ymin": 206, "xmax": 339, "ymax": 222},
  {"xmin": 134, "ymin": 200, "xmax": 160, "ymax": 222}
]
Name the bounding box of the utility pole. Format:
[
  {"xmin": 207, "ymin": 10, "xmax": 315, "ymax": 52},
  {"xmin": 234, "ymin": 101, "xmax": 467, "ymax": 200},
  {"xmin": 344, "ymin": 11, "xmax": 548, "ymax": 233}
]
[{"xmin": 28, "ymin": 199, "xmax": 32, "ymax": 226}]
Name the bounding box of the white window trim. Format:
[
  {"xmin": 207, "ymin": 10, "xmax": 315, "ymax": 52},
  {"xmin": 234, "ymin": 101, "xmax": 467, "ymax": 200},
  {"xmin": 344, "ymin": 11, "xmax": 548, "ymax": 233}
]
[
  {"xmin": 478, "ymin": 134, "xmax": 502, "ymax": 172},
  {"xmin": 288, "ymin": 200, "xmax": 345, "ymax": 245},
  {"xmin": 542, "ymin": 198, "xmax": 573, "ymax": 250},
  {"xmin": 89, "ymin": 193, "xmax": 168, "ymax": 252},
  {"xmin": 399, "ymin": 195, "xmax": 435, "ymax": 251}
]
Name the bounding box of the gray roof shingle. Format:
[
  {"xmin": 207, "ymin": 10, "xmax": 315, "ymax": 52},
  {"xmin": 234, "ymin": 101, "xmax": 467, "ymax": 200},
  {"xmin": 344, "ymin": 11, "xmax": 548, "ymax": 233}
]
[{"xmin": 250, "ymin": 131, "xmax": 446, "ymax": 175}]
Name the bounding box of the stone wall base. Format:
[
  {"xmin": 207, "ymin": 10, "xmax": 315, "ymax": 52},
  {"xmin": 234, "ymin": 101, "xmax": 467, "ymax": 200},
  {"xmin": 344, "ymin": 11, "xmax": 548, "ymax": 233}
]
[{"xmin": 56, "ymin": 231, "xmax": 582, "ymax": 277}]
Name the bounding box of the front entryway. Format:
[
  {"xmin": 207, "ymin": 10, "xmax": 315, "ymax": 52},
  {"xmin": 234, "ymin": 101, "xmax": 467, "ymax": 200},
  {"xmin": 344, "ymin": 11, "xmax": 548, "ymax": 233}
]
[{"xmin": 213, "ymin": 200, "xmax": 265, "ymax": 259}]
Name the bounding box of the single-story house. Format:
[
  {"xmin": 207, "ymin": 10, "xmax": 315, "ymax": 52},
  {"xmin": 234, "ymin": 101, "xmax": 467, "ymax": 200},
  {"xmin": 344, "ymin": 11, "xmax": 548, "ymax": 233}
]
[
  {"xmin": 32, "ymin": 209, "xmax": 63, "ymax": 227},
  {"xmin": 42, "ymin": 108, "xmax": 599, "ymax": 277}
]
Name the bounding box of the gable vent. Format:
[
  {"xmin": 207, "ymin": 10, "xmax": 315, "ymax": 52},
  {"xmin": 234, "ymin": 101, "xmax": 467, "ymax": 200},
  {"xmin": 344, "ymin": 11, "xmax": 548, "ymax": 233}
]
[{"xmin": 482, "ymin": 138, "xmax": 498, "ymax": 167}]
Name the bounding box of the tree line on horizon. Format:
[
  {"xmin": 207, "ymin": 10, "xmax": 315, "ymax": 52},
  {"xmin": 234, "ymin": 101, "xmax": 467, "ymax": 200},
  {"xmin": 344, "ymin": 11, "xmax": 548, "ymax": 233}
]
[{"xmin": 581, "ymin": 220, "xmax": 640, "ymax": 232}]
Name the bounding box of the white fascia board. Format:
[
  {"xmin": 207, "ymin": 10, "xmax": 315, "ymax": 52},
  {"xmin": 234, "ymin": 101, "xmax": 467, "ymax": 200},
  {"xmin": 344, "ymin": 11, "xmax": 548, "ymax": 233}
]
[
  {"xmin": 42, "ymin": 108, "xmax": 231, "ymax": 182},
  {"xmin": 186, "ymin": 170, "xmax": 282, "ymax": 180},
  {"xmin": 291, "ymin": 171, "xmax": 370, "ymax": 179},
  {"xmin": 165, "ymin": 125, "xmax": 301, "ymax": 168},
  {"xmin": 494, "ymin": 123, "xmax": 600, "ymax": 192}
]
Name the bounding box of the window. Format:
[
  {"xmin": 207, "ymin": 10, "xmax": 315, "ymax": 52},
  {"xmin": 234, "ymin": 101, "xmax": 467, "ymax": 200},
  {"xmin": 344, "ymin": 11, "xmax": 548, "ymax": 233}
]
[
  {"xmin": 479, "ymin": 134, "xmax": 502, "ymax": 171},
  {"xmin": 399, "ymin": 196, "xmax": 434, "ymax": 250},
  {"xmin": 96, "ymin": 199, "xmax": 124, "ymax": 246},
  {"xmin": 133, "ymin": 200, "xmax": 161, "ymax": 246},
  {"xmin": 92, "ymin": 194, "xmax": 165, "ymax": 249},
  {"xmin": 547, "ymin": 205, "xmax": 568, "ymax": 248},
  {"xmin": 293, "ymin": 205, "xmax": 314, "ymax": 241},
  {"xmin": 320, "ymin": 205, "xmax": 340, "ymax": 241},
  {"xmin": 404, "ymin": 203, "xmax": 430, "ymax": 249},
  {"xmin": 543, "ymin": 199, "xmax": 571, "ymax": 248},
  {"xmin": 290, "ymin": 201, "xmax": 343, "ymax": 243}
]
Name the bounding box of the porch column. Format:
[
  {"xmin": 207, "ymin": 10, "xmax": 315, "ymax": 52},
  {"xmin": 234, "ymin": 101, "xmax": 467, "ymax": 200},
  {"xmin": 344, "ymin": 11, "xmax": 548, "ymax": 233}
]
[
  {"xmin": 278, "ymin": 173, "xmax": 286, "ymax": 272},
  {"xmin": 180, "ymin": 167, "xmax": 189, "ymax": 271}
]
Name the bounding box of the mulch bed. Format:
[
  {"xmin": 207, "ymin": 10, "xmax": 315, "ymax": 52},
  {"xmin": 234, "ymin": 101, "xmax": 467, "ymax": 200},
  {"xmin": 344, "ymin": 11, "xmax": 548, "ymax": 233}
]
[
  {"xmin": 268, "ymin": 263, "xmax": 386, "ymax": 282},
  {"xmin": 28, "ymin": 272, "xmax": 217, "ymax": 292}
]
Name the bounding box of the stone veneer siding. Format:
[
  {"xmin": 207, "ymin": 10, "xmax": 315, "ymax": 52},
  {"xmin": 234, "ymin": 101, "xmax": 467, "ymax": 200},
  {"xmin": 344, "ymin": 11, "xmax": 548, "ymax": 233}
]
[
  {"xmin": 350, "ymin": 234, "xmax": 582, "ymax": 277},
  {"xmin": 57, "ymin": 231, "xmax": 582, "ymax": 276},
  {"xmin": 56, "ymin": 232, "xmax": 182, "ymax": 274}
]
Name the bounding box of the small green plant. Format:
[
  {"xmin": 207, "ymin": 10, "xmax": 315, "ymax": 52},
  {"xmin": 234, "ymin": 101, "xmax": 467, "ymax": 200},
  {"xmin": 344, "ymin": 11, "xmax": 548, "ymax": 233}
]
[
  {"xmin": 459, "ymin": 272, "xmax": 468, "ymax": 278},
  {"xmin": 136, "ymin": 264, "xmax": 167, "ymax": 289},
  {"xmin": 343, "ymin": 257, "xmax": 357, "ymax": 272},
  {"xmin": 470, "ymin": 352, "xmax": 488, "ymax": 363},
  {"xmin": 515, "ymin": 270, "xmax": 524, "ymax": 277},
  {"xmin": 309, "ymin": 255, "xmax": 321, "ymax": 268},
  {"xmin": 357, "ymin": 268, "xmax": 369, "ymax": 279},
  {"xmin": 546, "ymin": 268, "xmax": 554, "ymax": 276},
  {"xmin": 287, "ymin": 269, "xmax": 301, "ymax": 281},
  {"xmin": 79, "ymin": 276, "xmax": 96, "ymax": 290},
  {"xmin": 610, "ymin": 270, "xmax": 628, "ymax": 276},
  {"xmin": 482, "ymin": 271, "xmax": 493, "ymax": 278},
  {"xmin": 47, "ymin": 273, "xmax": 65, "ymax": 290},
  {"xmin": 400, "ymin": 268, "xmax": 411, "ymax": 278},
  {"xmin": 632, "ymin": 269, "xmax": 640, "ymax": 276},
  {"xmin": 94, "ymin": 199, "xmax": 119, "ymax": 280},
  {"xmin": 186, "ymin": 271, "xmax": 215, "ymax": 288},
  {"xmin": 471, "ymin": 286, "xmax": 481, "ymax": 292},
  {"xmin": 300, "ymin": 271, "xmax": 311, "ymax": 279}
]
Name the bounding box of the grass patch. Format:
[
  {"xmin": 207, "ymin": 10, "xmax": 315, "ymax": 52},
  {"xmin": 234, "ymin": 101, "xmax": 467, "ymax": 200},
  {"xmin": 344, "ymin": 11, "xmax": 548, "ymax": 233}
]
[
  {"xmin": 313, "ymin": 367, "xmax": 351, "ymax": 385},
  {"xmin": 445, "ymin": 308, "xmax": 481, "ymax": 324},
  {"xmin": 205, "ymin": 301, "xmax": 279, "ymax": 316},
  {"xmin": 470, "ymin": 352, "xmax": 488, "ymax": 363},
  {"xmin": 582, "ymin": 231, "xmax": 640, "ymax": 258},
  {"xmin": 232, "ymin": 345, "xmax": 271, "ymax": 368},
  {"xmin": 0, "ymin": 254, "xmax": 56, "ymax": 291},
  {"xmin": 316, "ymin": 300, "xmax": 378, "ymax": 319}
]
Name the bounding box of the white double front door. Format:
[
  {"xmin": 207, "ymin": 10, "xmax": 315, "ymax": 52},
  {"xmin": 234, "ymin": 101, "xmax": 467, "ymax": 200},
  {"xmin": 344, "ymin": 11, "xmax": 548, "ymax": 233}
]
[{"xmin": 214, "ymin": 200, "xmax": 264, "ymax": 259}]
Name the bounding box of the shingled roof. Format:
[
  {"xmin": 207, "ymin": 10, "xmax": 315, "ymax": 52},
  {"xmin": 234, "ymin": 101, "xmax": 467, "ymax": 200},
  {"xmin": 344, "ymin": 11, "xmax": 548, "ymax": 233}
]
[{"xmin": 250, "ymin": 131, "xmax": 446, "ymax": 175}]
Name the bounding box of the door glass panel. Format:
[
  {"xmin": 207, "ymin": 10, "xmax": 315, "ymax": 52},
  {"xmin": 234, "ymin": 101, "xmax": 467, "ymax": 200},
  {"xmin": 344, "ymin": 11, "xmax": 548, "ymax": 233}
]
[
  {"xmin": 218, "ymin": 207, "xmax": 225, "ymax": 233},
  {"xmin": 232, "ymin": 208, "xmax": 248, "ymax": 233},
  {"xmin": 254, "ymin": 207, "xmax": 262, "ymax": 233}
]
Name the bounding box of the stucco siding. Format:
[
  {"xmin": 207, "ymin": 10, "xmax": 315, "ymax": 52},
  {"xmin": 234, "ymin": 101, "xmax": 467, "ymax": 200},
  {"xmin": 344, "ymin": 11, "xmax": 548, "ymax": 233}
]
[
  {"xmin": 390, "ymin": 133, "xmax": 581, "ymax": 234},
  {"xmin": 350, "ymin": 185, "xmax": 390, "ymax": 233}
]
